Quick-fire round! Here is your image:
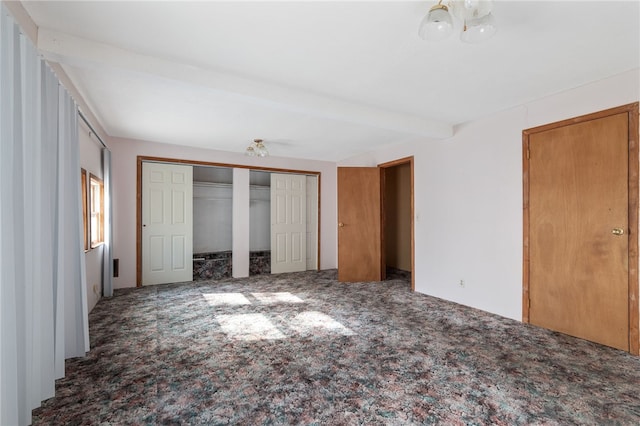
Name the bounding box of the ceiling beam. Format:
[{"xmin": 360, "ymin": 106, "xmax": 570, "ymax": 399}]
[
  {"xmin": 37, "ymin": 28, "xmax": 453, "ymax": 139},
  {"xmin": 3, "ymin": 3, "xmax": 112, "ymax": 145}
]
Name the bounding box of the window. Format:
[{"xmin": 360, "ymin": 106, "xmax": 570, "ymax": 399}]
[
  {"xmin": 81, "ymin": 168, "xmax": 88, "ymax": 251},
  {"xmin": 90, "ymin": 174, "xmax": 104, "ymax": 248}
]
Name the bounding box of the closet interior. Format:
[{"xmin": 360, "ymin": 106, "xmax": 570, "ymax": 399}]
[{"xmin": 192, "ymin": 166, "xmax": 272, "ymax": 280}]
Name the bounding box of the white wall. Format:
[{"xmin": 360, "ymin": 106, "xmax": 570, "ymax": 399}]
[
  {"xmin": 193, "ymin": 174, "xmax": 272, "ymax": 253},
  {"xmin": 306, "ymin": 175, "xmax": 319, "ymax": 269},
  {"xmin": 340, "ymin": 69, "xmax": 640, "ymax": 321},
  {"xmin": 110, "ymin": 138, "xmax": 337, "ymax": 288},
  {"xmin": 193, "ymin": 182, "xmax": 233, "ymax": 253},
  {"xmin": 250, "ymin": 184, "xmax": 271, "ymax": 251},
  {"xmin": 232, "ymin": 168, "xmax": 250, "ymax": 278},
  {"xmin": 78, "ymin": 121, "xmax": 103, "ymax": 312}
]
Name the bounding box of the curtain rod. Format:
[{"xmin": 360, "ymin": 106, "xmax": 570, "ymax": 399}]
[{"xmin": 78, "ymin": 110, "xmax": 108, "ymax": 149}]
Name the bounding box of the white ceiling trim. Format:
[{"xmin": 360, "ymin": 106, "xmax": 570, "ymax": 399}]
[{"xmin": 37, "ymin": 27, "xmax": 453, "ymax": 140}]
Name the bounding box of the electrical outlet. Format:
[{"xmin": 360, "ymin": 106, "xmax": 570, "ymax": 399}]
[
  {"xmin": 459, "ymin": 279, "xmax": 465, "ymax": 287},
  {"xmin": 93, "ymin": 284, "xmax": 99, "ymax": 295}
]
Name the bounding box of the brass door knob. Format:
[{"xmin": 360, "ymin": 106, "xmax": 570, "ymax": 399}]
[
  {"xmin": 338, "ymin": 222, "xmax": 345, "ymax": 228},
  {"xmin": 612, "ymin": 228, "xmax": 625, "ymax": 236}
]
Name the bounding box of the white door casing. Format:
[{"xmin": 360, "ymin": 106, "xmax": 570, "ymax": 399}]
[
  {"xmin": 271, "ymin": 173, "xmax": 306, "ymax": 273},
  {"xmin": 142, "ymin": 162, "xmax": 193, "ymax": 285}
]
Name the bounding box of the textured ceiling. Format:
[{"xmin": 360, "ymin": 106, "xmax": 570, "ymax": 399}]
[{"xmin": 21, "ymin": 1, "xmax": 640, "ymax": 161}]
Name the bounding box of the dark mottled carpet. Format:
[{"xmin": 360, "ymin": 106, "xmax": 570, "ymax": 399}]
[{"xmin": 33, "ymin": 270, "xmax": 640, "ymax": 425}]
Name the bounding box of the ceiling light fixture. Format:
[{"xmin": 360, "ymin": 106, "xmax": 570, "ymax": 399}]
[
  {"xmin": 419, "ymin": 0, "xmax": 496, "ymax": 44},
  {"xmin": 245, "ymin": 139, "xmax": 269, "ymax": 157}
]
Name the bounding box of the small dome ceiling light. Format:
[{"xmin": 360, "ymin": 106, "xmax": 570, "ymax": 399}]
[
  {"xmin": 245, "ymin": 139, "xmax": 269, "ymax": 157},
  {"xmin": 419, "ymin": 0, "xmax": 496, "ymax": 43}
]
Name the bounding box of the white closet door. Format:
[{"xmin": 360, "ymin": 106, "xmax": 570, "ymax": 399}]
[
  {"xmin": 271, "ymin": 173, "xmax": 306, "ymax": 274},
  {"xmin": 142, "ymin": 162, "xmax": 193, "ymax": 285}
]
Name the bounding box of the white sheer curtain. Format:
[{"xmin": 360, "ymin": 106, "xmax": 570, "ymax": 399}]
[
  {"xmin": 0, "ymin": 5, "xmax": 89, "ymax": 425},
  {"xmin": 58, "ymin": 84, "xmax": 90, "ymax": 359},
  {"xmin": 102, "ymin": 148, "xmax": 114, "ymax": 297}
]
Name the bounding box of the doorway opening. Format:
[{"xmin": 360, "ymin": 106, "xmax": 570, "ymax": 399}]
[
  {"xmin": 380, "ymin": 157, "xmax": 415, "ymax": 290},
  {"xmin": 191, "ymin": 168, "xmax": 274, "ymax": 280}
]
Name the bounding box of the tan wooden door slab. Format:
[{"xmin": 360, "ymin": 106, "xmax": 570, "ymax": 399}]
[
  {"xmin": 523, "ymin": 103, "xmax": 639, "ymax": 354},
  {"xmin": 337, "ymin": 167, "xmax": 382, "ymax": 282}
]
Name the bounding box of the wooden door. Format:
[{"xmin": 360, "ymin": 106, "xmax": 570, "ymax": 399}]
[
  {"xmin": 271, "ymin": 173, "xmax": 307, "ymax": 274},
  {"xmin": 338, "ymin": 167, "xmax": 382, "ymax": 282},
  {"xmin": 524, "ymin": 105, "xmax": 639, "ymax": 352},
  {"xmin": 142, "ymin": 162, "xmax": 193, "ymax": 285}
]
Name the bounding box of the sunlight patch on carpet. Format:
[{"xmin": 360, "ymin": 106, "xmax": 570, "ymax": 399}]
[
  {"xmin": 216, "ymin": 313, "xmax": 286, "ymax": 340},
  {"xmin": 251, "ymin": 292, "xmax": 304, "ymax": 304},
  {"xmin": 202, "ymin": 293, "xmax": 251, "ymax": 306},
  {"xmin": 290, "ymin": 311, "xmax": 355, "ymax": 336}
]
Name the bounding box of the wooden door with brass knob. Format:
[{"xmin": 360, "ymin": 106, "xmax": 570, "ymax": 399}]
[
  {"xmin": 337, "ymin": 167, "xmax": 382, "ymax": 282},
  {"xmin": 523, "ymin": 103, "xmax": 639, "ymax": 353}
]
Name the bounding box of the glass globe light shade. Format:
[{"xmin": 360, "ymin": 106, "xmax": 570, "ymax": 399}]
[
  {"xmin": 450, "ymin": 0, "xmax": 493, "ymax": 21},
  {"xmin": 245, "ymin": 145, "xmax": 256, "ymax": 156},
  {"xmin": 460, "ymin": 12, "xmax": 496, "ymax": 43},
  {"xmin": 254, "ymin": 140, "xmax": 269, "ymax": 157},
  {"xmin": 418, "ymin": 5, "xmax": 453, "ymax": 41},
  {"xmin": 256, "ymin": 146, "xmax": 268, "ymax": 157}
]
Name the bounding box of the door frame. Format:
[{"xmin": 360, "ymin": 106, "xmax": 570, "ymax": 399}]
[
  {"xmin": 379, "ymin": 156, "xmax": 415, "ymax": 291},
  {"xmin": 522, "ymin": 103, "xmax": 639, "ymax": 355},
  {"xmin": 136, "ymin": 155, "xmax": 322, "ymax": 287}
]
